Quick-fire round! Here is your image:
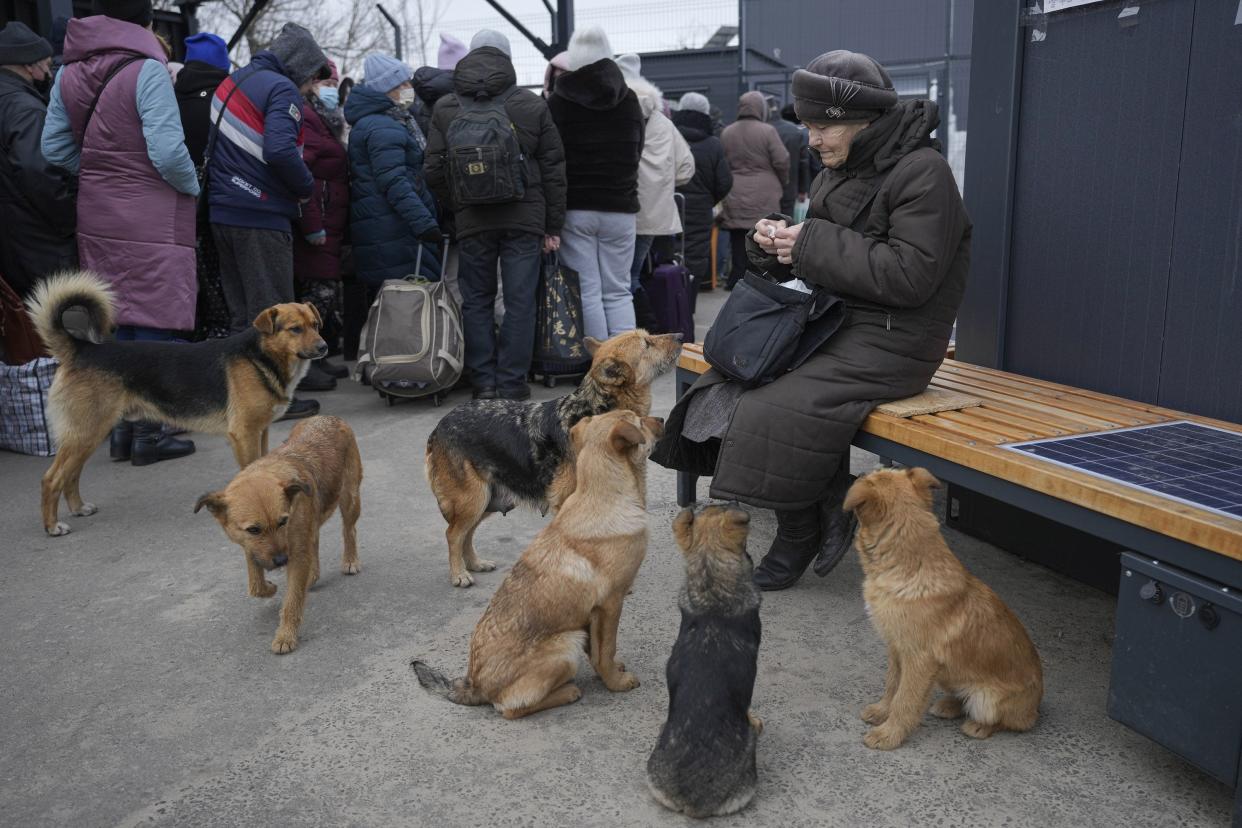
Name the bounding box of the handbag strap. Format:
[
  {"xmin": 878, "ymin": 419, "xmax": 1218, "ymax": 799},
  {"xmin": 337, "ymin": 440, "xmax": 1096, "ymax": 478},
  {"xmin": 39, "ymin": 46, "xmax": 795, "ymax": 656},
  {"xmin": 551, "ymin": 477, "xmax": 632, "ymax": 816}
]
[{"xmin": 80, "ymin": 54, "xmax": 146, "ymax": 148}]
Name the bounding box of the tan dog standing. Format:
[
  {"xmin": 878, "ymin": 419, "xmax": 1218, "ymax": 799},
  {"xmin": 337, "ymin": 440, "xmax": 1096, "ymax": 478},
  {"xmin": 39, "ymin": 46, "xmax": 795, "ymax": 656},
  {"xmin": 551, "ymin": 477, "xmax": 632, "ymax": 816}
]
[
  {"xmin": 845, "ymin": 468, "xmax": 1043, "ymax": 749},
  {"xmin": 195, "ymin": 416, "xmax": 362, "ymax": 654},
  {"xmin": 413, "ymin": 410, "xmax": 663, "ymax": 718}
]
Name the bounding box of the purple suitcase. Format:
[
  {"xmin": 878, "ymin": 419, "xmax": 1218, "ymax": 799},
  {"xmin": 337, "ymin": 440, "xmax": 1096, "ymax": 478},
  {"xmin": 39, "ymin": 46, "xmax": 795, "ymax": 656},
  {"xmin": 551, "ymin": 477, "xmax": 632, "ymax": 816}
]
[{"xmin": 645, "ymin": 193, "xmax": 695, "ymax": 342}]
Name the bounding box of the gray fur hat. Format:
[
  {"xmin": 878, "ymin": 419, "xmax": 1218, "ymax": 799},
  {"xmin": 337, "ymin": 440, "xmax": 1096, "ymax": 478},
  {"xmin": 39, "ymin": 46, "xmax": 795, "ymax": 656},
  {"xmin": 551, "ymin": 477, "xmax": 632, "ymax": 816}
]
[
  {"xmin": 792, "ymin": 50, "xmax": 897, "ymax": 123},
  {"xmin": 267, "ymin": 22, "xmax": 329, "ymax": 86}
]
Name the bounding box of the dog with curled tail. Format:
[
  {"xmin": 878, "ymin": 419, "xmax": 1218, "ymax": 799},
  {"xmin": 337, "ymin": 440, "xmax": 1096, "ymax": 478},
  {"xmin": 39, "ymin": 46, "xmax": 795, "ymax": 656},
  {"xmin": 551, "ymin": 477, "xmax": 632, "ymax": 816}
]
[{"xmin": 647, "ymin": 505, "xmax": 762, "ymax": 818}]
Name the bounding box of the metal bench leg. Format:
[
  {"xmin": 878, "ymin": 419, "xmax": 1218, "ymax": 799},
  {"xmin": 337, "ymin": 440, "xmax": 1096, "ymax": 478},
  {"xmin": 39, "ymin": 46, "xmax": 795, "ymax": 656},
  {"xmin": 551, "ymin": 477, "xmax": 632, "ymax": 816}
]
[
  {"xmin": 1233, "ymin": 762, "xmax": 1241, "ymax": 828},
  {"xmin": 674, "ymin": 366, "xmax": 699, "ymax": 507}
]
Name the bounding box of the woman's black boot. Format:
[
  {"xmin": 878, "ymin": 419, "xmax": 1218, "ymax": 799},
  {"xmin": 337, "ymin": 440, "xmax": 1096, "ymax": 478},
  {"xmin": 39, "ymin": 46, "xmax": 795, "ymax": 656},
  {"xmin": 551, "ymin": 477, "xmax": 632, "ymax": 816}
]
[
  {"xmin": 109, "ymin": 421, "xmax": 133, "ymax": 461},
  {"xmin": 753, "ymin": 503, "xmax": 822, "ymax": 591},
  {"xmin": 131, "ymin": 421, "xmax": 196, "ymax": 467},
  {"xmin": 814, "ymin": 468, "xmax": 859, "ymax": 577}
]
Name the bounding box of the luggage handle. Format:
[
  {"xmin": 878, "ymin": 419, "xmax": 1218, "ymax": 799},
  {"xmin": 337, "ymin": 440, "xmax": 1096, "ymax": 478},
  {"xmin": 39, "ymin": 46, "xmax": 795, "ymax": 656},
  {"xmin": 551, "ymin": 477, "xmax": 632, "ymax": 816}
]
[
  {"xmin": 402, "ymin": 238, "xmax": 450, "ymax": 284},
  {"xmin": 673, "ymin": 192, "xmax": 687, "ymax": 262}
]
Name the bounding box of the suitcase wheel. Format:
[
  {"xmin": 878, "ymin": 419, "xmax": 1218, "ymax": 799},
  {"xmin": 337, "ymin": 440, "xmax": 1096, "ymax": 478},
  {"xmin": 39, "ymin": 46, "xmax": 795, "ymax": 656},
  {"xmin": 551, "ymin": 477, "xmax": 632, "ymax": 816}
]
[
  {"xmin": 385, "ymin": 393, "xmax": 395, "ymax": 407},
  {"xmin": 432, "ymin": 393, "xmax": 444, "ymax": 407},
  {"xmin": 544, "ymin": 376, "xmax": 557, "ymax": 388}
]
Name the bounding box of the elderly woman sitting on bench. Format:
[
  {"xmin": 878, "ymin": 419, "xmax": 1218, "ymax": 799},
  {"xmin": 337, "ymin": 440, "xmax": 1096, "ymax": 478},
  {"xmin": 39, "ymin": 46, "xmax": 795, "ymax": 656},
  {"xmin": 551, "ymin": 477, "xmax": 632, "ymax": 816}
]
[{"xmin": 652, "ymin": 50, "xmax": 972, "ymax": 591}]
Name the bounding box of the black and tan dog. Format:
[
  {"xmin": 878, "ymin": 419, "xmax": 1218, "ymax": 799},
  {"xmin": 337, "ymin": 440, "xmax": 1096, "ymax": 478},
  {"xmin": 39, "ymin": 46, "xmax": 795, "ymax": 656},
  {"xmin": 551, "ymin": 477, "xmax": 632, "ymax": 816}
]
[
  {"xmin": 648, "ymin": 505, "xmax": 763, "ymax": 818},
  {"xmin": 425, "ymin": 330, "xmax": 681, "ymax": 587},
  {"xmin": 195, "ymin": 415, "xmax": 362, "ymax": 654},
  {"xmin": 28, "ymin": 271, "xmax": 327, "ymax": 536}
]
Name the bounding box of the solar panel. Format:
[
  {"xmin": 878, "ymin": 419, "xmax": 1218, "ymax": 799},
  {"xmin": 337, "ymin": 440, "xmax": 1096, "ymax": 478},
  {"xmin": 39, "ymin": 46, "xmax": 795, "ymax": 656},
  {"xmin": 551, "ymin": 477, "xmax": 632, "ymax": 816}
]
[{"xmin": 1003, "ymin": 421, "xmax": 1242, "ymax": 521}]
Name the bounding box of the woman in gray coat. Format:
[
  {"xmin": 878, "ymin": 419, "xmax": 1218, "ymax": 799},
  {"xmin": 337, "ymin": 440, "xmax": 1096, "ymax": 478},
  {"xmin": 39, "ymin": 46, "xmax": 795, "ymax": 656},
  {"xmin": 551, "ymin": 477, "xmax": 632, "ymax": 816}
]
[{"xmin": 653, "ymin": 51, "xmax": 971, "ymax": 590}]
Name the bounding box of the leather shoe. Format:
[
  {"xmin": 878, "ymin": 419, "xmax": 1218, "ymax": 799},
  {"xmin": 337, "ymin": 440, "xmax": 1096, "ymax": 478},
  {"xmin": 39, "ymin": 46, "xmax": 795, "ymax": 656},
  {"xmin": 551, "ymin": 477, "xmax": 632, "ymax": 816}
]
[
  {"xmin": 498, "ymin": 385, "xmax": 531, "ymax": 401},
  {"xmin": 473, "ymin": 387, "xmax": 498, "ymax": 401},
  {"xmin": 753, "ymin": 503, "xmax": 821, "ymax": 591},
  {"xmin": 278, "ymin": 398, "xmax": 320, "ymax": 421},
  {"xmin": 131, "ymin": 421, "xmax": 196, "ymax": 467},
  {"xmin": 298, "ymin": 363, "xmax": 336, "ymax": 392},
  {"xmin": 319, "ymin": 358, "xmax": 349, "ymax": 379},
  {"xmin": 813, "ymin": 470, "xmax": 859, "ymax": 577}
]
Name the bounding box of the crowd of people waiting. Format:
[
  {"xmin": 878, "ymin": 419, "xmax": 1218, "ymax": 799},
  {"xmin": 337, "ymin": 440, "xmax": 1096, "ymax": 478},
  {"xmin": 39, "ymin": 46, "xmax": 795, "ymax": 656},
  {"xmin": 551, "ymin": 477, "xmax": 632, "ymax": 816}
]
[{"xmin": 0, "ymin": 5, "xmax": 825, "ymax": 461}]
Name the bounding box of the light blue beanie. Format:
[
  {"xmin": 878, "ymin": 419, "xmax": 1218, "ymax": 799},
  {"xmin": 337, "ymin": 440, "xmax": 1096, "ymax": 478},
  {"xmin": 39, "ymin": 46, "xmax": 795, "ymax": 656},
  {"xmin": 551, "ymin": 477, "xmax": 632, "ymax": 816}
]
[{"xmin": 364, "ymin": 52, "xmax": 412, "ymax": 93}]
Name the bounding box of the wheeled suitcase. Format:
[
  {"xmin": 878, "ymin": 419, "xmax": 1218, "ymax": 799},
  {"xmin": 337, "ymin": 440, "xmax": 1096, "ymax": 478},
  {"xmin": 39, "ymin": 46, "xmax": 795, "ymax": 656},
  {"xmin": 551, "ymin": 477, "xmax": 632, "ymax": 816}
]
[
  {"xmin": 531, "ymin": 252, "xmax": 591, "ymax": 388},
  {"xmin": 644, "ymin": 193, "xmax": 695, "ymax": 343},
  {"xmin": 352, "ymin": 245, "xmax": 463, "ymax": 406}
]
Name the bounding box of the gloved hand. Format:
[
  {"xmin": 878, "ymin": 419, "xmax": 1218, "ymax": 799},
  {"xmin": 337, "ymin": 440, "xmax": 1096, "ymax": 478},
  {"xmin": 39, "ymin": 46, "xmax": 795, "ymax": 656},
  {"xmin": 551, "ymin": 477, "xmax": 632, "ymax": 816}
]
[
  {"xmin": 305, "ymin": 230, "xmax": 327, "ymax": 246},
  {"xmin": 418, "ymin": 227, "xmax": 444, "ymax": 244}
]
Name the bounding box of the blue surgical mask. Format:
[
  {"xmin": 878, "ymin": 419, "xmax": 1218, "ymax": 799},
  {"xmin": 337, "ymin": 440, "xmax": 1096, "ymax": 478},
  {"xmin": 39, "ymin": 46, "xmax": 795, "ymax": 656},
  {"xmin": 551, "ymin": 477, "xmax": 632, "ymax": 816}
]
[{"xmin": 317, "ymin": 86, "xmax": 339, "ymax": 110}]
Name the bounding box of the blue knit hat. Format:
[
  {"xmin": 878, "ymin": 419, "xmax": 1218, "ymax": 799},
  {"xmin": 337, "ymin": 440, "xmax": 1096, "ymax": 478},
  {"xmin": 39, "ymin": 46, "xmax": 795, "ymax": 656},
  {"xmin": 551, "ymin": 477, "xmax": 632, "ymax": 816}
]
[
  {"xmin": 184, "ymin": 32, "xmax": 229, "ymax": 71},
  {"xmin": 364, "ymin": 52, "xmax": 412, "ymax": 93}
]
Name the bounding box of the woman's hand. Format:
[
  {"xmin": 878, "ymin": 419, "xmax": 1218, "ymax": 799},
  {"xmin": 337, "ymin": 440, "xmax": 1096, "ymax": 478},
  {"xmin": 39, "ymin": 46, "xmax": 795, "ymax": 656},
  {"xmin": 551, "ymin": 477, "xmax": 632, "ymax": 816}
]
[
  {"xmin": 753, "ymin": 217, "xmax": 787, "ymax": 253},
  {"xmin": 773, "ymin": 223, "xmax": 804, "ymax": 265}
]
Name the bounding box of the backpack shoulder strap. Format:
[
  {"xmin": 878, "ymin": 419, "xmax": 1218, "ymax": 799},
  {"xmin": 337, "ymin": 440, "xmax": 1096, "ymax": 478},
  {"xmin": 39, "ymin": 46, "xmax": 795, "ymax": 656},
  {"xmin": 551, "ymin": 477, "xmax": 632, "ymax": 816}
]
[
  {"xmin": 80, "ymin": 53, "xmax": 146, "ymax": 147},
  {"xmin": 203, "ymin": 67, "xmax": 254, "ymax": 170}
]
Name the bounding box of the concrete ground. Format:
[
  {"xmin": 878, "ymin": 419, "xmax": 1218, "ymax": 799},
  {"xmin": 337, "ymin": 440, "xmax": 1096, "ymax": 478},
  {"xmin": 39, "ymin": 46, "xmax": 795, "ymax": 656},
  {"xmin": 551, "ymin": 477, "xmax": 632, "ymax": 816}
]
[{"xmin": 0, "ymin": 292, "xmax": 1234, "ymax": 827}]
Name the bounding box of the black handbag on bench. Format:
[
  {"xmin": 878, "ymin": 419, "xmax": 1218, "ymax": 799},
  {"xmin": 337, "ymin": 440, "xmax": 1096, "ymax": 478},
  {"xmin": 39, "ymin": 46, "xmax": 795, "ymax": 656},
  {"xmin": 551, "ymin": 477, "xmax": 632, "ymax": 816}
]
[{"xmin": 703, "ymin": 269, "xmax": 845, "ymax": 388}]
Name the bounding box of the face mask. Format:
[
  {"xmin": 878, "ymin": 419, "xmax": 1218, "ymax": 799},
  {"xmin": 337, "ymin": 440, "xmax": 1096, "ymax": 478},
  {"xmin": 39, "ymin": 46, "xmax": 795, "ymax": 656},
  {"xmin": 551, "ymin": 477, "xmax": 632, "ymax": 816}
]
[
  {"xmin": 317, "ymin": 86, "xmax": 339, "ymax": 110},
  {"xmin": 397, "ymin": 87, "xmax": 416, "ymax": 109}
]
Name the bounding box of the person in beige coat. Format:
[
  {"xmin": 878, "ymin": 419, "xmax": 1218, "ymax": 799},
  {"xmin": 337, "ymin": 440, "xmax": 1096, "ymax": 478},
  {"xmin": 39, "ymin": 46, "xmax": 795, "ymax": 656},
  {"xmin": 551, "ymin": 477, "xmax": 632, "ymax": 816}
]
[
  {"xmin": 719, "ymin": 90, "xmax": 789, "ymax": 288},
  {"xmin": 620, "ymin": 55, "xmax": 695, "ymax": 291}
]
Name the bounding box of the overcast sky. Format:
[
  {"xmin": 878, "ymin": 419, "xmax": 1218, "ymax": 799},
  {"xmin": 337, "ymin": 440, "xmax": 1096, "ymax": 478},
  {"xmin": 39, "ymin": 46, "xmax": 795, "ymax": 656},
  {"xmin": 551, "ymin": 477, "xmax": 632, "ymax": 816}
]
[{"xmin": 416, "ymin": 0, "xmax": 737, "ymax": 85}]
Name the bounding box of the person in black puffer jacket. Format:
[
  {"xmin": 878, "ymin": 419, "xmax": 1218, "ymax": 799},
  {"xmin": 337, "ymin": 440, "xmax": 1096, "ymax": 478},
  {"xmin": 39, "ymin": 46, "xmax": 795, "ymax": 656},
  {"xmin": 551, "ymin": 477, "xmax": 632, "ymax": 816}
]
[
  {"xmin": 547, "ymin": 26, "xmax": 643, "ymax": 341},
  {"xmin": 672, "ymin": 92, "xmax": 732, "ymax": 297}
]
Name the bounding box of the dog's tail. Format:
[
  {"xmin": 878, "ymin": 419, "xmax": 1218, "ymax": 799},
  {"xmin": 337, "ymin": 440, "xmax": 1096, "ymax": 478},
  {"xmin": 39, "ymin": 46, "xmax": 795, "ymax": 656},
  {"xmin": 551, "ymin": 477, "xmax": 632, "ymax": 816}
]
[
  {"xmin": 411, "ymin": 660, "xmax": 485, "ymax": 706},
  {"xmin": 26, "ymin": 271, "xmax": 116, "ymax": 363}
]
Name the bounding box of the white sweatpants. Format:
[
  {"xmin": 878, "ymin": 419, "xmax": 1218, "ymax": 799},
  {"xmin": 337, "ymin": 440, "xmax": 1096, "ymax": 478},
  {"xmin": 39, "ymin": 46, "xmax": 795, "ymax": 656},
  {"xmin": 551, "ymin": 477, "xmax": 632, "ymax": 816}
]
[{"xmin": 559, "ymin": 209, "xmax": 637, "ymax": 340}]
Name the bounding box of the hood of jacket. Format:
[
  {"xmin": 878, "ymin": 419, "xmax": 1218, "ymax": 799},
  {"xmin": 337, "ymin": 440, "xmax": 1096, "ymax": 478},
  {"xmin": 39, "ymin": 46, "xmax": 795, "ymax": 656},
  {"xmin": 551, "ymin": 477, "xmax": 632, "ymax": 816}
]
[
  {"xmin": 737, "ymin": 90, "xmax": 767, "ymax": 121},
  {"xmin": 553, "ymin": 57, "xmax": 629, "ymax": 111},
  {"xmin": 451, "ymin": 47, "xmax": 516, "ymax": 100},
  {"xmin": 0, "ymin": 66, "xmax": 44, "ymax": 104},
  {"xmin": 174, "ymin": 60, "xmax": 227, "ymax": 97},
  {"xmin": 672, "ymin": 108, "xmax": 712, "ymax": 143},
  {"xmin": 845, "ymin": 99, "xmax": 941, "ymax": 174},
  {"xmin": 250, "ymin": 50, "xmax": 303, "ymax": 84},
  {"xmin": 62, "ymin": 15, "xmax": 165, "ymax": 65},
  {"xmin": 625, "ymin": 75, "xmax": 662, "ymax": 120},
  {"xmin": 413, "ymin": 65, "xmax": 454, "ymax": 108},
  {"xmin": 344, "ymin": 83, "xmax": 398, "ymax": 125}
]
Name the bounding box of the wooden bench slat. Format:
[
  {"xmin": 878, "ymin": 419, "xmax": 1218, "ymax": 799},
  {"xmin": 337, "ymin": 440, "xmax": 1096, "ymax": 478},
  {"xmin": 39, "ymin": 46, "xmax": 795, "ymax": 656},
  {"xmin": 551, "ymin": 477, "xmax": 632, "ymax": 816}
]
[
  {"xmin": 939, "ymin": 364, "xmax": 1169, "ymax": 425},
  {"xmin": 909, "ymin": 412, "xmax": 1018, "ymax": 444},
  {"xmin": 933, "ymin": 371, "xmax": 1167, "ymax": 427},
  {"xmin": 934, "ymin": 408, "xmax": 1058, "ymax": 442},
  {"xmin": 946, "ymin": 399, "xmax": 1082, "ymax": 438},
  {"xmin": 929, "ymin": 377, "xmax": 1131, "ymax": 431}
]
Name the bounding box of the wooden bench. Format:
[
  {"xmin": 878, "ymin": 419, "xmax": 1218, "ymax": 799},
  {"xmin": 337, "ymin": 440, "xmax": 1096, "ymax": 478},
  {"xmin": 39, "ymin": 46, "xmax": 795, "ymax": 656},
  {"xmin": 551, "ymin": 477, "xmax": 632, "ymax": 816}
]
[{"xmin": 674, "ymin": 343, "xmax": 1242, "ymax": 823}]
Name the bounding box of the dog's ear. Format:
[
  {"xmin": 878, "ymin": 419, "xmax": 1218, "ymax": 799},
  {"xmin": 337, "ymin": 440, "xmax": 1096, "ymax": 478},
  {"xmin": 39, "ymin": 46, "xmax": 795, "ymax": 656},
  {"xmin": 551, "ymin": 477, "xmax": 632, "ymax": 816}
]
[
  {"xmin": 570, "ymin": 417, "xmax": 592, "ymax": 453},
  {"xmin": 253, "ymin": 307, "xmax": 280, "ymax": 335},
  {"xmin": 194, "ymin": 491, "xmax": 227, "ymax": 517},
  {"xmin": 303, "ymin": 302, "xmax": 322, "ymax": 328},
  {"xmin": 609, "ymin": 418, "xmax": 644, "ymax": 453},
  {"xmin": 584, "ymin": 337, "xmax": 603, "ymax": 357},
  {"xmin": 641, "ymin": 416, "xmax": 665, "ymax": 440},
  {"xmin": 672, "ymin": 508, "xmax": 695, "ymax": 552},
  {"xmin": 727, "ymin": 507, "xmax": 751, "ymax": 527},
  {"xmin": 905, "ymin": 467, "xmax": 941, "ymax": 508},
  {"xmin": 596, "ymin": 357, "xmax": 633, "ymax": 387},
  {"xmin": 283, "ymin": 478, "xmax": 311, "ymax": 503},
  {"xmin": 842, "ymin": 476, "xmax": 875, "ymax": 515}
]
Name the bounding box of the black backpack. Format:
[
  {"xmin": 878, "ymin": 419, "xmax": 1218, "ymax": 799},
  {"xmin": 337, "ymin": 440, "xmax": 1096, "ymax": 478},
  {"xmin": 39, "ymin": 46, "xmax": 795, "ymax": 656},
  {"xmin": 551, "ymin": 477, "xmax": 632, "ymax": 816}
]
[{"xmin": 445, "ymin": 88, "xmax": 525, "ymax": 206}]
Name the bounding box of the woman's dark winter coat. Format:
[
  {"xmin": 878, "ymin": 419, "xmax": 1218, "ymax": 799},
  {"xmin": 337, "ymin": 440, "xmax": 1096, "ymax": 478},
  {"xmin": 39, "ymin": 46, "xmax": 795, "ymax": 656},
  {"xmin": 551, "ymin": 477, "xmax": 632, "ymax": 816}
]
[
  {"xmin": 717, "ymin": 91, "xmax": 788, "ymax": 231},
  {"xmin": 672, "ymin": 108, "xmax": 732, "ymax": 284},
  {"xmin": 424, "ymin": 47, "xmax": 566, "ymax": 241},
  {"xmin": 411, "ymin": 65, "xmax": 453, "ymax": 135},
  {"xmin": 293, "ymin": 102, "xmax": 349, "ymax": 281},
  {"xmin": 0, "ymin": 68, "xmax": 77, "ymax": 297},
  {"xmin": 653, "ymin": 100, "xmax": 971, "ymax": 510},
  {"xmin": 173, "ymin": 60, "xmax": 227, "ymax": 169},
  {"xmin": 345, "ymin": 84, "xmax": 440, "ymax": 284},
  {"xmin": 547, "ymin": 58, "xmax": 643, "ymax": 214}
]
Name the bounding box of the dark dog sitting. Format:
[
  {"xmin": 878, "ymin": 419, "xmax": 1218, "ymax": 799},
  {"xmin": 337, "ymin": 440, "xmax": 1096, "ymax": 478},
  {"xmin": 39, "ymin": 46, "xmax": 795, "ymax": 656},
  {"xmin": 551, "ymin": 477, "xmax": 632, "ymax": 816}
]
[
  {"xmin": 425, "ymin": 330, "xmax": 680, "ymax": 586},
  {"xmin": 648, "ymin": 505, "xmax": 763, "ymax": 818}
]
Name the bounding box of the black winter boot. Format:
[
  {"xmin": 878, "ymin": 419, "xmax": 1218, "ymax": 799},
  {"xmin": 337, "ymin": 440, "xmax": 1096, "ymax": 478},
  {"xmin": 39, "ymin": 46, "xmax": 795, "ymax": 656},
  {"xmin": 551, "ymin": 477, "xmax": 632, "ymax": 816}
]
[
  {"xmin": 753, "ymin": 503, "xmax": 822, "ymax": 591},
  {"xmin": 813, "ymin": 467, "xmax": 859, "ymax": 577},
  {"xmin": 131, "ymin": 421, "xmax": 196, "ymax": 467},
  {"xmin": 109, "ymin": 421, "xmax": 133, "ymax": 461}
]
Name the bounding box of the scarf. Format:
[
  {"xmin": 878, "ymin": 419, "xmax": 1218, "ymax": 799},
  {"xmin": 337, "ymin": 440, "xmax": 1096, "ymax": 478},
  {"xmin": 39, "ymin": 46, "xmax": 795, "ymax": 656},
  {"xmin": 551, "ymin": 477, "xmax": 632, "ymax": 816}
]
[
  {"xmin": 386, "ymin": 103, "xmax": 426, "ymax": 151},
  {"xmin": 309, "ymin": 91, "xmax": 345, "ymax": 141}
]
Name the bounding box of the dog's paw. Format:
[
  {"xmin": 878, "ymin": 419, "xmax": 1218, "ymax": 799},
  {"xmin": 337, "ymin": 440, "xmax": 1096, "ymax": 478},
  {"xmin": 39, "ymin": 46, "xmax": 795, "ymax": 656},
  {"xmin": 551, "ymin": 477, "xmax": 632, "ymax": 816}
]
[
  {"xmin": 451, "ymin": 571, "xmax": 474, "ymax": 587},
  {"xmin": 466, "ymin": 558, "xmax": 496, "ymax": 573},
  {"xmin": 861, "ymin": 703, "xmax": 890, "ymax": 725},
  {"xmin": 863, "ymin": 724, "xmax": 908, "ymax": 751},
  {"xmin": 605, "ymin": 671, "xmax": 640, "ymax": 692},
  {"xmin": 960, "ymin": 719, "xmax": 998, "ymax": 740},
  {"xmin": 46, "ymin": 522, "xmax": 72, "ymax": 537},
  {"xmin": 342, "ymin": 560, "xmax": 361, "ymax": 575},
  {"xmin": 71, "ymin": 502, "xmax": 97, "ymax": 517},
  {"xmin": 564, "ymin": 684, "xmax": 583, "ymax": 704},
  {"xmin": 931, "ymin": 696, "xmax": 964, "ymax": 719},
  {"xmin": 271, "ymin": 632, "xmax": 299, "ymax": 655},
  {"xmin": 748, "ymin": 710, "xmax": 764, "ymax": 734},
  {"xmin": 250, "ymin": 580, "xmax": 277, "ymax": 598}
]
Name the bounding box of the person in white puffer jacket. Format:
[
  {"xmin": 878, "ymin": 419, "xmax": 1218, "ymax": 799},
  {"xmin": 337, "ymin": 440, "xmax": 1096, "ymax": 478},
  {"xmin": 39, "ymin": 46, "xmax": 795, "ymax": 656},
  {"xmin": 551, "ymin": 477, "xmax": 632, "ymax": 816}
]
[{"xmin": 617, "ymin": 53, "xmax": 695, "ymax": 292}]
